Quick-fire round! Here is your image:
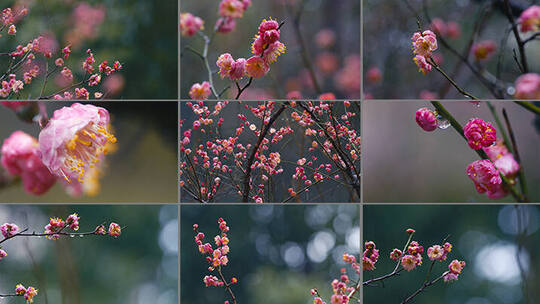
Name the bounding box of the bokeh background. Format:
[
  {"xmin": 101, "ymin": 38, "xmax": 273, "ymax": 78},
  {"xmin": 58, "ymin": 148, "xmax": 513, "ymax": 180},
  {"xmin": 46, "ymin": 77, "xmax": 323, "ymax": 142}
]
[
  {"xmin": 363, "ymin": 101, "xmax": 540, "ymax": 202},
  {"xmin": 180, "ymin": 101, "xmax": 360, "ymax": 202},
  {"xmin": 363, "ymin": 0, "xmax": 540, "ymax": 99},
  {"xmin": 180, "ymin": 204, "xmax": 360, "ymax": 304},
  {"xmin": 180, "ymin": 0, "xmax": 360, "ymax": 100},
  {"xmin": 0, "ymin": 204, "xmax": 178, "ymax": 304},
  {"xmin": 0, "ymin": 101, "xmax": 178, "ymax": 203},
  {"xmin": 1, "ymin": 0, "xmax": 177, "ymax": 99},
  {"xmin": 364, "ymin": 204, "xmax": 540, "ymax": 304}
]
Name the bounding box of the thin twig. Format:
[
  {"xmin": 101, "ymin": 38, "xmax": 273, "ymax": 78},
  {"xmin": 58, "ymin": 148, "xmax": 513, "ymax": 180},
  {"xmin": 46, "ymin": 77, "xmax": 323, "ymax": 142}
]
[{"xmin": 503, "ymin": 0, "xmax": 528, "ymax": 73}]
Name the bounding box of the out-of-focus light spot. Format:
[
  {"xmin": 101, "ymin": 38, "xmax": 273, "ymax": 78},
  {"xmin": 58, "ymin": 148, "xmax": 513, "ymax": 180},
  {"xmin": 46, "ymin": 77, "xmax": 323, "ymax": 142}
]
[
  {"xmin": 159, "ymin": 219, "xmax": 178, "ymax": 255},
  {"xmin": 255, "ymin": 233, "xmax": 272, "ymax": 256},
  {"xmin": 307, "ymin": 230, "xmax": 336, "ymax": 263},
  {"xmin": 159, "ymin": 205, "xmax": 177, "ymax": 225},
  {"xmin": 305, "ymin": 205, "xmax": 335, "ymax": 228},
  {"xmin": 346, "ymin": 227, "xmax": 360, "ymax": 252},
  {"xmin": 333, "ymin": 214, "xmax": 352, "ymax": 235},
  {"xmin": 250, "ymin": 205, "xmax": 274, "ymax": 224},
  {"xmin": 281, "ymin": 242, "xmax": 305, "ymax": 269},
  {"xmin": 474, "ymin": 242, "xmax": 529, "ymax": 285},
  {"xmin": 498, "ymin": 205, "xmax": 539, "ymax": 236},
  {"xmin": 161, "ymin": 256, "xmax": 178, "ymax": 279},
  {"xmin": 465, "ymin": 298, "xmax": 492, "ymax": 304},
  {"xmin": 137, "ymin": 283, "xmax": 159, "ymax": 304}
]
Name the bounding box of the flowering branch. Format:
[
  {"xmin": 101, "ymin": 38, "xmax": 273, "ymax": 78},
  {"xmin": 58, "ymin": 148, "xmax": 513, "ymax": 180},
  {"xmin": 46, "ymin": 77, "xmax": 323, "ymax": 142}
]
[
  {"xmin": 242, "ymin": 102, "xmax": 288, "ymax": 202},
  {"xmin": 502, "ymin": 0, "xmax": 528, "ymax": 73},
  {"xmin": 364, "ymin": 229, "xmax": 465, "ymax": 304},
  {"xmin": 426, "ymin": 102, "xmax": 526, "ymax": 202},
  {"xmin": 193, "ymin": 219, "xmax": 238, "ymax": 304},
  {"xmin": 0, "ymin": 214, "xmax": 123, "ymax": 303},
  {"xmin": 311, "ymin": 253, "xmax": 360, "ymax": 304}
]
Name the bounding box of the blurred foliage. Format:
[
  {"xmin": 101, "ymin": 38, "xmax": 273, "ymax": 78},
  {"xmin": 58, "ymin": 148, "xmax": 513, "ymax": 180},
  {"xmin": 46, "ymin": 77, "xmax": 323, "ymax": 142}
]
[
  {"xmin": 364, "ymin": 205, "xmax": 540, "ymax": 304},
  {"xmin": 1, "ymin": 0, "xmax": 177, "ymax": 99},
  {"xmin": 180, "ymin": 0, "xmax": 360, "ymax": 99},
  {"xmin": 364, "ymin": 0, "xmax": 540, "ymax": 99},
  {"xmin": 0, "ymin": 204, "xmax": 178, "ymax": 304},
  {"xmin": 180, "ymin": 204, "xmax": 360, "ymax": 304}
]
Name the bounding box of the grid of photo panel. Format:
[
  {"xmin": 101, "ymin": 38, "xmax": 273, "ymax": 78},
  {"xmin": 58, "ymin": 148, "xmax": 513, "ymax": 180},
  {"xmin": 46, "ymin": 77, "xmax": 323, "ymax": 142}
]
[{"xmin": 1, "ymin": 0, "xmax": 539, "ymax": 303}]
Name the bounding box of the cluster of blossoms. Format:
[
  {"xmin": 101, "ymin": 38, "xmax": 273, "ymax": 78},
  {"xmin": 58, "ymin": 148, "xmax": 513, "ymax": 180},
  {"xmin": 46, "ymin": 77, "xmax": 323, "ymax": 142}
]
[
  {"xmin": 518, "ymin": 5, "xmax": 540, "ymax": 33},
  {"xmin": 43, "ymin": 214, "xmax": 79, "ymax": 240},
  {"xmin": 415, "ymin": 106, "xmax": 519, "ymax": 200},
  {"xmin": 411, "ymin": 30, "xmax": 438, "ymax": 75},
  {"xmin": 0, "ymin": 216, "xmax": 120, "ymax": 273},
  {"xmin": 311, "ymin": 253, "xmax": 360, "ymax": 304},
  {"xmin": 180, "ymin": 101, "xmax": 360, "ymax": 202},
  {"xmin": 0, "ymin": 7, "xmax": 28, "ymax": 38},
  {"xmin": 211, "ymin": 18, "xmax": 285, "ymax": 94},
  {"xmin": 216, "ymin": 0, "xmax": 251, "ymax": 34},
  {"xmin": 365, "ymin": 229, "xmax": 466, "ymax": 291},
  {"xmin": 193, "ymin": 219, "xmax": 238, "ymax": 299},
  {"xmin": 180, "ymin": 0, "xmax": 251, "ymax": 37},
  {"xmin": 0, "ymin": 4, "xmax": 123, "ymax": 100},
  {"xmin": 1, "ymin": 103, "xmax": 117, "ymax": 197},
  {"xmin": 180, "ymin": 13, "xmax": 204, "ymax": 37},
  {"xmin": 471, "ymin": 40, "xmax": 497, "ymax": 61},
  {"xmin": 400, "ymin": 240, "xmax": 424, "ymax": 271},
  {"xmin": 362, "ymin": 241, "xmax": 379, "ymax": 271},
  {"xmin": 0, "ymin": 215, "xmax": 121, "ymax": 303},
  {"xmin": 15, "ymin": 284, "xmax": 38, "ymax": 303}
]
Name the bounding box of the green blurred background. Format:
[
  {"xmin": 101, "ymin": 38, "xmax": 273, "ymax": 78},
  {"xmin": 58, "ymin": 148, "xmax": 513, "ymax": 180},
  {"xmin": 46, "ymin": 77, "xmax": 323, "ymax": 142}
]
[
  {"xmin": 0, "ymin": 101, "xmax": 178, "ymax": 203},
  {"xmin": 363, "ymin": 0, "xmax": 540, "ymax": 99},
  {"xmin": 0, "ymin": 204, "xmax": 178, "ymax": 304},
  {"xmin": 180, "ymin": 0, "xmax": 360, "ymax": 99},
  {"xmin": 180, "ymin": 204, "xmax": 359, "ymax": 304},
  {"xmin": 364, "ymin": 204, "xmax": 540, "ymax": 304},
  {"xmin": 363, "ymin": 101, "xmax": 540, "ymax": 202},
  {"xmin": 1, "ymin": 0, "xmax": 177, "ymax": 99}
]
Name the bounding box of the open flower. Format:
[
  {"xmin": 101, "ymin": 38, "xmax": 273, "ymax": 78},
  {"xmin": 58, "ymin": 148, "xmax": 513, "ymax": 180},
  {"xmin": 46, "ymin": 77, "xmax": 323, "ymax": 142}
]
[
  {"xmin": 463, "ymin": 118, "xmax": 497, "ymax": 150},
  {"xmin": 245, "ymin": 56, "xmax": 269, "ymax": 78},
  {"xmin": 514, "ymin": 73, "xmax": 540, "ymax": 99},
  {"xmin": 413, "ymin": 55, "xmax": 432, "ymax": 75},
  {"xmin": 189, "ymin": 82, "xmax": 212, "ymax": 100},
  {"xmin": 38, "ymin": 103, "xmax": 116, "ymax": 186},
  {"xmin": 518, "ymin": 5, "xmax": 540, "ymax": 32},
  {"xmin": 411, "ymin": 30, "xmax": 438, "ymax": 58},
  {"xmin": 472, "ymin": 40, "xmax": 497, "ymax": 61},
  {"xmin": 180, "ymin": 13, "xmax": 204, "ymax": 37},
  {"xmin": 466, "ymin": 159, "xmax": 503, "ymax": 198},
  {"xmin": 1, "ymin": 223, "xmax": 19, "ymax": 238},
  {"xmin": 219, "ymin": 0, "xmax": 245, "ymax": 18},
  {"xmin": 108, "ymin": 222, "xmax": 121, "ymax": 237}
]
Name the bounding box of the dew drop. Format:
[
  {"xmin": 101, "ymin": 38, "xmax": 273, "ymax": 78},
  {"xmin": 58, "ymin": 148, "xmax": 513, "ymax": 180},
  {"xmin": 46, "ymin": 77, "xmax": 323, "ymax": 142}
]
[
  {"xmin": 70, "ymin": 235, "xmax": 74, "ymax": 238},
  {"xmin": 437, "ymin": 115, "xmax": 450, "ymax": 129},
  {"xmin": 79, "ymin": 235, "xmax": 84, "ymax": 238},
  {"xmin": 507, "ymin": 86, "xmax": 516, "ymax": 96}
]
